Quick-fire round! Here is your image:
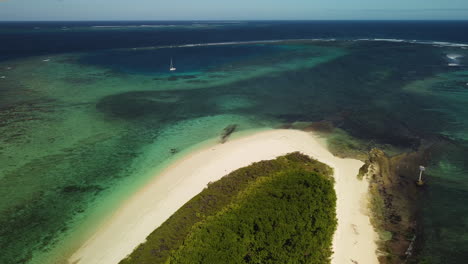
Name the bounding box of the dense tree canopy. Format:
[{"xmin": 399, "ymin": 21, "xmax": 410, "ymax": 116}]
[{"xmin": 120, "ymin": 152, "xmax": 336, "ymax": 264}]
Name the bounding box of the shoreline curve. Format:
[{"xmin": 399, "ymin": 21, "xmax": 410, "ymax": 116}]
[{"xmin": 68, "ymin": 129, "xmax": 378, "ymax": 264}]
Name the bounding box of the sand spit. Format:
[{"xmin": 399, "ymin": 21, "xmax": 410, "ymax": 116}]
[{"xmin": 68, "ymin": 129, "xmax": 378, "ymax": 264}]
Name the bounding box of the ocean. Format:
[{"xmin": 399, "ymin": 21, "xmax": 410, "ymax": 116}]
[{"xmin": 0, "ymin": 21, "xmax": 467, "ymax": 263}]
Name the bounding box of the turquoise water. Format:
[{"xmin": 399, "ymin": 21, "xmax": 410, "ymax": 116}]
[
  {"xmin": 0, "ymin": 42, "xmax": 343, "ymax": 263},
  {"xmin": 1, "ymin": 37, "xmax": 468, "ymax": 263}
]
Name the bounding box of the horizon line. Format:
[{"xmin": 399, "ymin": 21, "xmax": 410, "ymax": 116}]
[{"xmin": 1, "ymin": 19, "xmax": 468, "ymax": 22}]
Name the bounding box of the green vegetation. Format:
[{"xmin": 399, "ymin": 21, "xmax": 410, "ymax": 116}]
[
  {"xmin": 120, "ymin": 152, "xmax": 337, "ymax": 264},
  {"xmin": 357, "ymin": 161, "xmax": 371, "ymax": 180}
]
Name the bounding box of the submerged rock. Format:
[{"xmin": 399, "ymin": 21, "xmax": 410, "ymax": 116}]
[
  {"xmin": 220, "ymin": 124, "xmax": 237, "ymax": 143},
  {"xmin": 365, "ymin": 146, "xmax": 437, "ymax": 264}
]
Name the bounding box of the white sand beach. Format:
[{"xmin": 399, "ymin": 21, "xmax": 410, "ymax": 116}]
[{"xmin": 68, "ymin": 129, "xmax": 378, "ymax": 264}]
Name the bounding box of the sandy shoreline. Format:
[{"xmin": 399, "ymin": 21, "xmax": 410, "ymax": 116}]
[{"xmin": 68, "ymin": 129, "xmax": 378, "ymax": 264}]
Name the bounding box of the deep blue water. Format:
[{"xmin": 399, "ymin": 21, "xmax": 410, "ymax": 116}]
[
  {"xmin": 79, "ymin": 44, "xmax": 288, "ymax": 74},
  {"xmin": 1, "ymin": 21, "xmax": 468, "ymax": 61}
]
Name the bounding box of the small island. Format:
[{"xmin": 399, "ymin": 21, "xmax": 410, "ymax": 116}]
[
  {"xmin": 68, "ymin": 129, "xmax": 377, "ymax": 264},
  {"xmin": 120, "ymin": 152, "xmax": 337, "ymax": 264}
]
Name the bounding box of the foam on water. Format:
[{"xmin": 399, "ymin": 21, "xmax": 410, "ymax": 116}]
[
  {"xmin": 356, "ymin": 38, "xmax": 468, "ymax": 48},
  {"xmin": 447, "ymin": 54, "xmax": 463, "ymax": 60},
  {"xmin": 446, "ymin": 53, "xmax": 464, "ymax": 67},
  {"xmin": 121, "ymin": 38, "xmax": 468, "ymax": 55}
]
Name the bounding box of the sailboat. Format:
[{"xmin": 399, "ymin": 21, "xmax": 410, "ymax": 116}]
[{"xmin": 170, "ymin": 58, "xmax": 176, "ymax": 71}]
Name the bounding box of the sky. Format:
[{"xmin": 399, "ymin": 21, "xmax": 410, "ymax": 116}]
[{"xmin": 1, "ymin": 0, "xmax": 468, "ymax": 21}]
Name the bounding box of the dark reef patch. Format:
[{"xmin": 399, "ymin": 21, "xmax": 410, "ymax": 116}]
[
  {"xmin": 166, "ymin": 75, "xmax": 197, "ymax": 81},
  {"xmin": 363, "ymin": 138, "xmax": 456, "ymax": 264},
  {"xmin": 96, "ymin": 91, "xmax": 181, "ymax": 119}
]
